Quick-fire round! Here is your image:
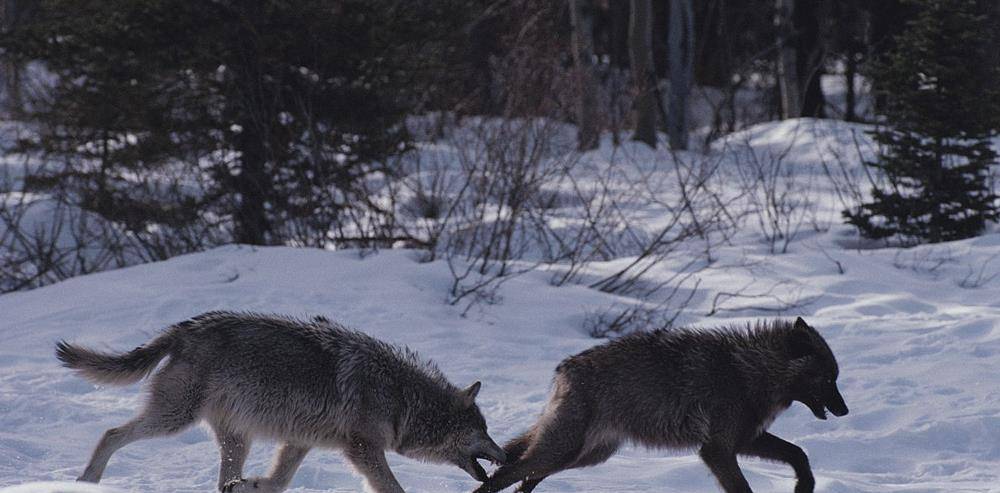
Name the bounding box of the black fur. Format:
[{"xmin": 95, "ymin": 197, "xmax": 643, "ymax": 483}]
[{"xmin": 476, "ymin": 317, "xmax": 848, "ymax": 493}]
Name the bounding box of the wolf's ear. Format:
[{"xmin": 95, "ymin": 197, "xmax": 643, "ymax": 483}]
[
  {"xmin": 794, "ymin": 317, "xmax": 810, "ymax": 331},
  {"xmin": 461, "ymin": 381, "xmax": 482, "ymax": 407},
  {"xmin": 788, "ymin": 326, "xmax": 815, "ymax": 360}
]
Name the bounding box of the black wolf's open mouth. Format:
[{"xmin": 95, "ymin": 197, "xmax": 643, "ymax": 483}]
[
  {"xmin": 810, "ymin": 400, "xmax": 848, "ymax": 420},
  {"xmin": 805, "ymin": 398, "xmax": 827, "ymax": 420}
]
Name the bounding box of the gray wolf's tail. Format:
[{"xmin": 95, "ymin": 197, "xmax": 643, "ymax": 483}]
[{"xmin": 55, "ymin": 333, "xmax": 176, "ymax": 385}]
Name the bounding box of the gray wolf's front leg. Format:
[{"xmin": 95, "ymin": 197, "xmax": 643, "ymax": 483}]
[
  {"xmin": 215, "ymin": 431, "xmax": 249, "ymax": 491},
  {"xmin": 223, "ymin": 443, "xmax": 309, "ymax": 493},
  {"xmin": 344, "ymin": 439, "xmax": 405, "ymax": 493}
]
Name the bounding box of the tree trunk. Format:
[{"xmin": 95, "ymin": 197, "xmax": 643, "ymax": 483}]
[
  {"xmin": 1, "ymin": 0, "xmax": 24, "ymax": 118},
  {"xmin": 775, "ymin": 0, "xmax": 801, "ymax": 118},
  {"xmin": 233, "ymin": 126, "xmax": 271, "ymax": 246},
  {"xmin": 229, "ymin": 5, "xmax": 272, "ymax": 246},
  {"xmin": 569, "ymin": 0, "xmax": 600, "ymax": 150},
  {"xmin": 840, "ymin": 0, "xmax": 867, "ymax": 122},
  {"xmin": 609, "ymin": 0, "xmax": 631, "ymax": 69},
  {"xmin": 797, "ymin": 0, "xmax": 826, "ymax": 118},
  {"xmin": 845, "ymin": 52, "xmax": 857, "ymax": 122},
  {"xmin": 629, "ymin": 0, "xmax": 656, "ymax": 148},
  {"xmin": 466, "ymin": 14, "xmax": 499, "ymax": 115},
  {"xmin": 667, "ymin": 0, "xmax": 693, "ymax": 150},
  {"xmin": 801, "ymin": 62, "xmax": 824, "ymax": 117}
]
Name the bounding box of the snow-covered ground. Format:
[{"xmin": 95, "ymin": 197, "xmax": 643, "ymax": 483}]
[{"xmin": 2, "ymin": 119, "xmax": 999, "ymax": 492}]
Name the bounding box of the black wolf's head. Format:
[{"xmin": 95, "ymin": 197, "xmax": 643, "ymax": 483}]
[
  {"xmin": 406, "ymin": 381, "xmax": 507, "ymax": 482},
  {"xmin": 785, "ymin": 317, "xmax": 849, "ymax": 420}
]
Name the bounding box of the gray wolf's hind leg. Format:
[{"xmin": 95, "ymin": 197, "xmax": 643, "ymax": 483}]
[
  {"xmin": 78, "ymin": 362, "xmax": 202, "ymax": 482},
  {"xmin": 77, "ymin": 419, "xmax": 141, "ymax": 482},
  {"xmin": 344, "ymin": 439, "xmax": 404, "ymax": 493},
  {"xmin": 741, "ymin": 432, "xmax": 814, "ymax": 493},
  {"xmin": 77, "ymin": 411, "xmax": 199, "ymax": 482},
  {"xmin": 222, "ymin": 443, "xmax": 310, "ymax": 493},
  {"xmin": 214, "ymin": 429, "xmax": 250, "ymax": 491}
]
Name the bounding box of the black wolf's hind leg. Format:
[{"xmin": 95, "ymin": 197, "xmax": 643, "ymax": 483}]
[
  {"xmin": 569, "ymin": 441, "xmax": 618, "ymax": 468},
  {"xmin": 502, "ymin": 432, "xmax": 544, "ymax": 493},
  {"xmin": 475, "ymin": 403, "xmax": 589, "ymax": 493},
  {"xmin": 699, "ymin": 442, "xmax": 752, "ymax": 493},
  {"xmin": 514, "ymin": 477, "xmax": 545, "ymax": 493},
  {"xmin": 741, "ymin": 432, "xmax": 814, "ymax": 493},
  {"xmin": 510, "ymin": 440, "xmax": 618, "ymax": 493}
]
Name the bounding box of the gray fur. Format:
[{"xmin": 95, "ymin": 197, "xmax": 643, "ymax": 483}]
[
  {"xmin": 56, "ymin": 311, "xmax": 506, "ymax": 493},
  {"xmin": 476, "ymin": 317, "xmax": 848, "ymax": 493}
]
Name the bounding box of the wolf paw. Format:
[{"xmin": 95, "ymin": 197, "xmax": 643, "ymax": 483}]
[{"xmin": 222, "ymin": 478, "xmax": 262, "ymax": 493}]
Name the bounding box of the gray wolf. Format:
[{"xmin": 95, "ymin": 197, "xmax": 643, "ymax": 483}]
[
  {"xmin": 475, "ymin": 317, "xmax": 847, "ymax": 493},
  {"xmin": 55, "ymin": 311, "xmax": 506, "ymax": 493}
]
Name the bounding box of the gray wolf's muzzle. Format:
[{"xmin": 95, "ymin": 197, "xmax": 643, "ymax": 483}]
[{"xmin": 463, "ymin": 438, "xmax": 508, "ymax": 482}]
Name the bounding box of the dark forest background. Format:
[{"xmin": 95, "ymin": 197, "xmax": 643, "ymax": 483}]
[{"xmin": 1, "ymin": 0, "xmax": 998, "ymax": 296}]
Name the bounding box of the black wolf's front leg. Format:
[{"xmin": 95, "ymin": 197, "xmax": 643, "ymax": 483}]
[
  {"xmin": 741, "ymin": 432, "xmax": 814, "ymax": 493},
  {"xmin": 699, "ymin": 442, "xmax": 753, "ymax": 493}
]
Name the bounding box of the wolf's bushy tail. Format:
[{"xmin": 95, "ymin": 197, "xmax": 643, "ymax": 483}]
[
  {"xmin": 55, "ymin": 332, "xmax": 176, "ymax": 385},
  {"xmin": 503, "ymin": 429, "xmax": 535, "ymax": 463}
]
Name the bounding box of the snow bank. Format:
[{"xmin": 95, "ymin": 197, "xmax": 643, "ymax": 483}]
[
  {"xmin": 2, "ymin": 240, "xmax": 999, "ymax": 492},
  {"xmin": 0, "ymin": 482, "xmax": 122, "ymax": 493}
]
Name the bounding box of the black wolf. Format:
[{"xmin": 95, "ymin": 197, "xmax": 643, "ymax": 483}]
[
  {"xmin": 56, "ymin": 311, "xmax": 506, "ymax": 493},
  {"xmin": 476, "ymin": 317, "xmax": 847, "ymax": 493}
]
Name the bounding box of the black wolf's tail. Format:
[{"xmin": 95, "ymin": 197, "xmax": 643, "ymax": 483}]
[
  {"xmin": 503, "ymin": 428, "xmax": 535, "ymax": 463},
  {"xmin": 55, "ymin": 332, "xmax": 176, "ymax": 385}
]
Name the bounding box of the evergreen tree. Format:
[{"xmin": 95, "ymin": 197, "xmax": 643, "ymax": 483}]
[
  {"xmin": 1, "ymin": 0, "xmax": 470, "ymax": 249},
  {"xmin": 845, "ymin": 0, "xmax": 1000, "ymax": 244}
]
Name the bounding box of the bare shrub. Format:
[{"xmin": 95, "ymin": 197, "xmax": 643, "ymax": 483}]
[
  {"xmin": 397, "ymin": 117, "xmax": 578, "ymax": 313},
  {"xmin": 584, "ymin": 150, "xmax": 735, "ymax": 296},
  {"xmin": 958, "ymin": 252, "xmax": 1000, "ymax": 288},
  {"xmin": 705, "ymin": 277, "xmax": 819, "ymax": 317},
  {"xmin": 0, "ymin": 190, "xmax": 115, "ymax": 292},
  {"xmin": 817, "ymin": 127, "xmax": 872, "ymax": 216},
  {"xmin": 584, "ymin": 300, "xmax": 688, "ymax": 338},
  {"xmin": 549, "ymin": 149, "xmax": 735, "ymax": 335},
  {"xmin": 728, "ymin": 133, "xmax": 817, "ymax": 254},
  {"xmin": 891, "ymin": 246, "xmax": 956, "ymax": 278},
  {"xmin": 0, "ymin": 148, "xmax": 226, "ymax": 292}
]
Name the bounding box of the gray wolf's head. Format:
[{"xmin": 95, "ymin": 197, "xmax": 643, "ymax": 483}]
[
  {"xmin": 786, "ymin": 317, "xmax": 849, "ymax": 420},
  {"xmin": 408, "ymin": 381, "xmax": 507, "ymax": 481}
]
